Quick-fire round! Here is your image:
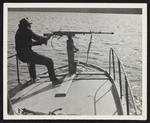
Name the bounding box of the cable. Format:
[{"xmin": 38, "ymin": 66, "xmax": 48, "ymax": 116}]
[{"xmin": 50, "ymin": 36, "xmax": 65, "ymax": 52}]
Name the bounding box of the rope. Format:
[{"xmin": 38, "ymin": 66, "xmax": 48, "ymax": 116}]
[
  {"xmin": 50, "ymin": 36, "xmax": 55, "ymax": 49},
  {"xmin": 50, "ymin": 36, "xmax": 64, "ymax": 52},
  {"xmin": 75, "ymin": 35, "xmax": 93, "ymax": 72},
  {"xmin": 86, "ymin": 34, "xmax": 93, "ymax": 64}
]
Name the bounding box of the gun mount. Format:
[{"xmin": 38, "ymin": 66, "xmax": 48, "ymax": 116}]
[{"xmin": 44, "ymin": 31, "xmax": 114, "ymax": 74}]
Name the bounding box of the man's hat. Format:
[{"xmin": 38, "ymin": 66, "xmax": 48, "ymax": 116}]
[{"xmin": 19, "ymin": 18, "xmax": 32, "ymax": 26}]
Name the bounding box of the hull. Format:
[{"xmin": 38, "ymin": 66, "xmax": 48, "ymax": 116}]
[{"xmin": 10, "ymin": 62, "xmax": 127, "ymax": 115}]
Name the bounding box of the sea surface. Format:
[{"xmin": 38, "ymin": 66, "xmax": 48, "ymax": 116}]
[{"xmin": 7, "ymin": 11, "xmax": 142, "ymax": 114}]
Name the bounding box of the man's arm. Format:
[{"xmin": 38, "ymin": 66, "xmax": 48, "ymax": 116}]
[
  {"xmin": 31, "ymin": 31, "xmax": 51, "ymax": 46},
  {"xmin": 32, "ymin": 40, "xmax": 43, "ymax": 46}
]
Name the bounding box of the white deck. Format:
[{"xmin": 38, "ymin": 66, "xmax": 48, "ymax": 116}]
[{"xmin": 11, "ymin": 66, "xmax": 124, "ymax": 115}]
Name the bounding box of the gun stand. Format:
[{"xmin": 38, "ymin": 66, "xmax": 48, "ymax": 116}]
[
  {"xmin": 67, "ymin": 35, "xmax": 77, "ymax": 75},
  {"xmin": 55, "ymin": 35, "xmax": 78, "ymax": 97}
]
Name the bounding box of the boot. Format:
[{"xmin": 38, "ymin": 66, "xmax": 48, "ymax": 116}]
[{"xmin": 52, "ymin": 79, "xmax": 62, "ymax": 86}]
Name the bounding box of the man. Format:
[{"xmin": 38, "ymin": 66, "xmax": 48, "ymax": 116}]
[{"xmin": 15, "ymin": 18, "xmax": 62, "ymax": 85}]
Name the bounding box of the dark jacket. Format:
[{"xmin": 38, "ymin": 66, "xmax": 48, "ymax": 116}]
[{"xmin": 15, "ymin": 27, "xmax": 47, "ymax": 62}]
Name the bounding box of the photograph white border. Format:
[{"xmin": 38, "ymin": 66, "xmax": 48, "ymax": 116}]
[{"xmin": 3, "ymin": 3, "xmax": 147, "ymax": 120}]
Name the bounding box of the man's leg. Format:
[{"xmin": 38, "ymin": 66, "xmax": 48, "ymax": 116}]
[
  {"xmin": 27, "ymin": 53, "xmax": 57, "ymax": 81},
  {"xmin": 27, "ymin": 63, "xmax": 36, "ymax": 79}
]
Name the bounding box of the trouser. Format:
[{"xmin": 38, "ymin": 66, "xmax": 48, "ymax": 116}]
[{"xmin": 26, "ymin": 53, "xmax": 57, "ymax": 81}]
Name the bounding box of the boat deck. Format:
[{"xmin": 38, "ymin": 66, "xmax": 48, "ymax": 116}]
[{"xmin": 11, "ymin": 64, "xmax": 124, "ymax": 115}]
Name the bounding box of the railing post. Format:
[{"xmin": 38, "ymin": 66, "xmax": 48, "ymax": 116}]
[
  {"xmin": 16, "ymin": 56, "xmax": 20, "ymax": 84},
  {"xmin": 118, "ymin": 60, "xmax": 122, "ymax": 99},
  {"xmin": 109, "ymin": 49, "xmax": 112, "ymax": 75},
  {"xmin": 125, "ymin": 76, "xmax": 129, "ymax": 115},
  {"xmin": 112, "ymin": 49, "xmax": 115, "ymax": 80}
]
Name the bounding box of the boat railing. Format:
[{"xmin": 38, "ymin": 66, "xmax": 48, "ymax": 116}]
[
  {"xmin": 109, "ymin": 48, "xmax": 138, "ymax": 115},
  {"xmin": 8, "ymin": 54, "xmax": 21, "ymax": 85}
]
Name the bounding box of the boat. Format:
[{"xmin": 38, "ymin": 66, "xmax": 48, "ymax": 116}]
[{"xmin": 7, "ymin": 31, "xmax": 138, "ymax": 117}]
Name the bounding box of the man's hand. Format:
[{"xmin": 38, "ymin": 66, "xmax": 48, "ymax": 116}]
[
  {"xmin": 43, "ymin": 34, "xmax": 53, "ymax": 45},
  {"xmin": 47, "ymin": 34, "xmax": 52, "ymax": 40}
]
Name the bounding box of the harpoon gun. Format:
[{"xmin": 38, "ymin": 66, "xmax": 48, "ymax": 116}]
[{"xmin": 44, "ymin": 31, "xmax": 114, "ymax": 37}]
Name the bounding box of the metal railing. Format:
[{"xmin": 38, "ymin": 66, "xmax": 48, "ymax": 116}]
[
  {"xmin": 8, "ymin": 54, "xmax": 21, "ymax": 84},
  {"xmin": 109, "ymin": 48, "xmax": 138, "ymax": 115}
]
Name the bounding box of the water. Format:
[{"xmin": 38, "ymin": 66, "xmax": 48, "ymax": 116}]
[{"xmin": 7, "ymin": 11, "xmax": 142, "ymax": 114}]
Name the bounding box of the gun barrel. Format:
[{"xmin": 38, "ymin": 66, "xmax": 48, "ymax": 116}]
[{"xmin": 44, "ymin": 31, "xmax": 114, "ymax": 36}]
